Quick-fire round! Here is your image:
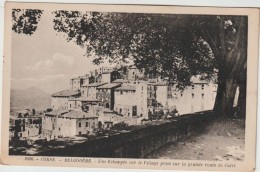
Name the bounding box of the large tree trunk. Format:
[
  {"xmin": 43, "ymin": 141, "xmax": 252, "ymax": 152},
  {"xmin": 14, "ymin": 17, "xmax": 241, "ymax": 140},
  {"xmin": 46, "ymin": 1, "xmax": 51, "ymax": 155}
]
[
  {"xmin": 213, "ymin": 70, "xmax": 238, "ymax": 117},
  {"xmin": 237, "ymin": 64, "xmax": 247, "ymax": 118},
  {"xmin": 237, "ymin": 80, "xmax": 246, "ymax": 118},
  {"xmin": 213, "ymin": 16, "xmax": 247, "ymax": 118}
]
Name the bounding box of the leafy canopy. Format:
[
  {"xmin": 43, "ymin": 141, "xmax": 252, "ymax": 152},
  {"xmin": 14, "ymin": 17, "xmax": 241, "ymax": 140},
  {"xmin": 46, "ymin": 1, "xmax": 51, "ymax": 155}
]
[
  {"xmin": 53, "ymin": 11, "xmax": 221, "ymax": 89},
  {"xmin": 12, "ymin": 9, "xmax": 43, "ymax": 35}
]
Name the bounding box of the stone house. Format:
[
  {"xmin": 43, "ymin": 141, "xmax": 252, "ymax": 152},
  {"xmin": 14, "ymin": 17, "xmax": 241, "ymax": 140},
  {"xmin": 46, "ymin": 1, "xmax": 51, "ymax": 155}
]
[
  {"xmin": 113, "ymin": 80, "xmax": 155, "ymax": 119},
  {"xmin": 127, "ymin": 65, "xmax": 145, "ymax": 81},
  {"xmin": 96, "ymin": 67, "xmax": 115, "ymax": 75},
  {"xmin": 80, "ymin": 82, "xmax": 107, "ymax": 99},
  {"xmin": 10, "ymin": 110, "xmax": 42, "ymax": 139},
  {"xmin": 68, "ymin": 96, "xmax": 100, "ymax": 112},
  {"xmin": 51, "ymin": 90, "xmax": 81, "ymax": 110},
  {"xmin": 96, "ymin": 83, "xmax": 121, "ymax": 110},
  {"xmin": 42, "ymin": 109, "xmax": 98, "ymax": 140},
  {"xmin": 56, "ymin": 110, "xmax": 98, "ymax": 137},
  {"xmin": 154, "ymin": 76, "xmax": 218, "ymax": 115},
  {"xmin": 70, "ymin": 75, "xmax": 90, "ymax": 91},
  {"xmin": 114, "ymin": 85, "xmax": 137, "ymax": 117},
  {"xmin": 41, "ymin": 109, "xmax": 70, "ymax": 140},
  {"xmin": 100, "ymin": 71, "xmax": 121, "ymax": 83},
  {"xmin": 154, "ymin": 81, "xmax": 173, "ymax": 108},
  {"xmin": 169, "ymin": 81, "xmax": 218, "ymax": 115}
]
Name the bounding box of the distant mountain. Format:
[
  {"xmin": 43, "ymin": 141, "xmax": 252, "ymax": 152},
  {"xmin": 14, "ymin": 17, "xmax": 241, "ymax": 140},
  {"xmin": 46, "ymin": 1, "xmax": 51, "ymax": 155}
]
[{"xmin": 10, "ymin": 87, "xmax": 51, "ymax": 111}]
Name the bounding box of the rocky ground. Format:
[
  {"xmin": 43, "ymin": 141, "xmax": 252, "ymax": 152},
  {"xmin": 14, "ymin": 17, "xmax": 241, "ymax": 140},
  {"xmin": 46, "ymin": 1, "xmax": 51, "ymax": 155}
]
[{"xmin": 146, "ymin": 117, "xmax": 245, "ymax": 161}]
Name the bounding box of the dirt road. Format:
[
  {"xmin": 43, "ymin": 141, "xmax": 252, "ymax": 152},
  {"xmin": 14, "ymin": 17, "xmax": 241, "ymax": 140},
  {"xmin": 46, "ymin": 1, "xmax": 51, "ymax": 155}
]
[{"xmin": 146, "ymin": 118, "xmax": 245, "ymax": 161}]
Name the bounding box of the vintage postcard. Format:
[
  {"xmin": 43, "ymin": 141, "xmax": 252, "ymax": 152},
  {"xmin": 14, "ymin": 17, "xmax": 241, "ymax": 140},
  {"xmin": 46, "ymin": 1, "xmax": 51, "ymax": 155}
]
[{"xmin": 1, "ymin": 2, "xmax": 259, "ymax": 171}]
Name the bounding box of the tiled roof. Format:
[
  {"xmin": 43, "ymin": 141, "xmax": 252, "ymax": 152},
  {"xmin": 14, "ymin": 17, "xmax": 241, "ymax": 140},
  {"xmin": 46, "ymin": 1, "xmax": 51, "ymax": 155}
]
[
  {"xmin": 45, "ymin": 109, "xmax": 70, "ymax": 116},
  {"xmin": 62, "ymin": 110, "xmax": 97, "ymax": 119},
  {"xmin": 51, "ymin": 90, "xmax": 80, "ymax": 97},
  {"xmin": 115, "ymin": 86, "xmax": 136, "ymax": 91},
  {"xmin": 97, "ymin": 83, "xmax": 121, "ymax": 89},
  {"xmin": 113, "ymin": 79, "xmax": 129, "ymax": 83},
  {"xmin": 69, "ymin": 96, "xmax": 100, "ymax": 102},
  {"xmin": 81, "ymin": 82, "xmax": 107, "ymax": 87}
]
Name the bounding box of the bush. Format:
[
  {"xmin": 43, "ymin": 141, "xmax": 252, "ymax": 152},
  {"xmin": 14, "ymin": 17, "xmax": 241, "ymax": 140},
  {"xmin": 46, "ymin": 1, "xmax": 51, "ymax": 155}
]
[{"xmin": 110, "ymin": 122, "xmax": 129, "ymax": 130}]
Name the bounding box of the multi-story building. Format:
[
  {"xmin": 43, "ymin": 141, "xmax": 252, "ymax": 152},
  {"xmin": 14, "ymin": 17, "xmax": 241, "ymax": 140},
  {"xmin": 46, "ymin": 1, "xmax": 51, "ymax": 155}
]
[
  {"xmin": 96, "ymin": 67, "xmax": 116, "ymax": 75},
  {"xmin": 94, "ymin": 71, "xmax": 121, "ymax": 83},
  {"xmin": 154, "ymin": 76, "xmax": 218, "ymax": 115},
  {"xmin": 42, "ymin": 109, "xmax": 70, "ymax": 140},
  {"xmin": 154, "ymin": 81, "xmax": 173, "ymax": 107},
  {"xmin": 51, "ymin": 90, "xmax": 81, "ymax": 110},
  {"xmin": 113, "ymin": 80, "xmax": 154, "ymax": 119},
  {"xmin": 127, "ymin": 65, "xmax": 145, "ymax": 81},
  {"xmin": 96, "ymin": 83, "xmax": 121, "ymax": 110},
  {"xmin": 10, "ymin": 110, "xmax": 41, "ymax": 139},
  {"xmin": 81, "ymin": 82, "xmax": 107, "ymax": 99},
  {"xmin": 114, "ymin": 85, "xmax": 137, "ymax": 117},
  {"xmin": 169, "ymin": 81, "xmax": 218, "ymax": 115},
  {"xmin": 68, "ymin": 96, "xmax": 100, "ymax": 112},
  {"xmin": 42, "ymin": 109, "xmax": 98, "ymax": 140},
  {"xmin": 70, "ymin": 75, "xmax": 90, "ymax": 91},
  {"xmin": 56, "ymin": 110, "xmax": 98, "ymax": 137}
]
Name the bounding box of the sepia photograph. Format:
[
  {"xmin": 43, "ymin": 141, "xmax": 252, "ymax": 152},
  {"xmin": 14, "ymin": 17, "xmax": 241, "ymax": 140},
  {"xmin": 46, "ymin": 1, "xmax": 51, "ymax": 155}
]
[{"xmin": 1, "ymin": 2, "xmax": 259, "ymax": 171}]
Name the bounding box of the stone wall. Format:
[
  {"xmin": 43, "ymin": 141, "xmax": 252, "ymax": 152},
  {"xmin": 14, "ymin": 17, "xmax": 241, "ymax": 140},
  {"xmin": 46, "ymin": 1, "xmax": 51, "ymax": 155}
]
[{"xmin": 37, "ymin": 111, "xmax": 215, "ymax": 158}]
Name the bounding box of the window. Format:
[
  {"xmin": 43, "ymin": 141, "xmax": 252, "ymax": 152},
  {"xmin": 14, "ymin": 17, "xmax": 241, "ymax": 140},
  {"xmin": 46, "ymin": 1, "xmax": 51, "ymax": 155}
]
[
  {"xmin": 120, "ymin": 108, "xmax": 122, "ymax": 113},
  {"xmin": 79, "ymin": 123, "xmax": 81, "ymax": 128},
  {"xmin": 192, "ymin": 93, "xmax": 194, "ymax": 99},
  {"xmin": 120, "ymin": 91, "xmax": 123, "ymax": 95},
  {"xmin": 201, "ymin": 84, "xmax": 204, "ymax": 90},
  {"xmin": 79, "ymin": 132, "xmax": 81, "ymax": 135},
  {"xmin": 192, "ymin": 85, "xmax": 195, "ymax": 89},
  {"xmin": 181, "ymin": 93, "xmax": 183, "ymax": 97},
  {"xmin": 86, "ymin": 122, "xmax": 88, "ymax": 127},
  {"xmin": 202, "ymin": 93, "xmax": 204, "ymax": 99}
]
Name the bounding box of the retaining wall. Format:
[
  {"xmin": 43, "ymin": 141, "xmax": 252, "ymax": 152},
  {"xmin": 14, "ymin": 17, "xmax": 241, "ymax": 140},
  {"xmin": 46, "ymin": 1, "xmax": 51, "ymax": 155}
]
[{"xmin": 38, "ymin": 111, "xmax": 215, "ymax": 158}]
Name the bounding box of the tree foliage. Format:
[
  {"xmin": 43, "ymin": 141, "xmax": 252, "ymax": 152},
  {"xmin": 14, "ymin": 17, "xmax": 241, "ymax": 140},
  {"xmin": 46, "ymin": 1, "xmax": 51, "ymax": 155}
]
[
  {"xmin": 53, "ymin": 11, "xmax": 248, "ymax": 116},
  {"xmin": 12, "ymin": 9, "xmax": 43, "ymax": 35},
  {"xmin": 53, "ymin": 12, "xmax": 218, "ymax": 89}
]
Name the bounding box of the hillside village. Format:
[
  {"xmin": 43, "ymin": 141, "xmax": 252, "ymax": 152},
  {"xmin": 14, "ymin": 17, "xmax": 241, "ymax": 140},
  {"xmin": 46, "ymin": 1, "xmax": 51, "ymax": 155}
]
[{"xmin": 9, "ymin": 64, "xmax": 218, "ymax": 142}]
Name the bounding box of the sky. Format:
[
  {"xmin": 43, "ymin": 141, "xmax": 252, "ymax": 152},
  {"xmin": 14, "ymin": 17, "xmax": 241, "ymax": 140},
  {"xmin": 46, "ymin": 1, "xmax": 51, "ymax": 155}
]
[{"xmin": 11, "ymin": 9, "xmax": 112, "ymax": 94}]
